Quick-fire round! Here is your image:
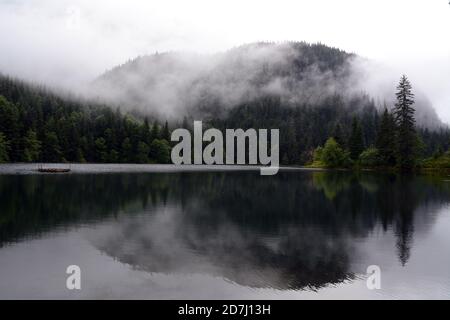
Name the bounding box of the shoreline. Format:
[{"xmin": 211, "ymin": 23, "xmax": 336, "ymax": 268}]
[{"xmin": 1, "ymin": 163, "xmax": 450, "ymax": 175}]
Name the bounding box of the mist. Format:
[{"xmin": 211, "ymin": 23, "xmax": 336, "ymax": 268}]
[
  {"xmin": 91, "ymin": 43, "xmax": 354, "ymax": 117},
  {"xmin": 0, "ymin": 0, "xmax": 449, "ymax": 123},
  {"xmin": 90, "ymin": 43, "xmax": 443, "ymax": 129}
]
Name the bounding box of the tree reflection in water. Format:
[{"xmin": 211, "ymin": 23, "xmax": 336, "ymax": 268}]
[{"xmin": 0, "ymin": 170, "xmax": 448, "ymax": 290}]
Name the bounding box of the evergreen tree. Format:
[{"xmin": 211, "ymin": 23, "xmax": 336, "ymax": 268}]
[
  {"xmin": 393, "ymin": 75, "xmax": 417, "ymax": 169},
  {"xmin": 348, "ymin": 117, "xmax": 364, "ymax": 160},
  {"xmin": 376, "ymin": 108, "xmax": 396, "ymax": 166},
  {"xmin": 0, "ymin": 132, "xmax": 10, "ymax": 162},
  {"xmin": 181, "ymin": 116, "xmax": 190, "ymax": 131},
  {"xmin": 94, "ymin": 137, "xmax": 108, "ymax": 162},
  {"xmin": 331, "ymin": 123, "xmax": 345, "ymax": 147},
  {"xmin": 41, "ymin": 131, "xmax": 62, "ymax": 162},
  {"xmin": 0, "ymin": 95, "xmax": 20, "ymax": 161},
  {"xmin": 161, "ymin": 120, "xmax": 170, "ymax": 142},
  {"xmin": 136, "ymin": 141, "xmax": 150, "ymax": 163},
  {"xmin": 108, "ymin": 149, "xmax": 119, "ymax": 163},
  {"xmin": 22, "ymin": 129, "xmax": 41, "ymax": 162},
  {"xmin": 150, "ymin": 139, "xmax": 171, "ymax": 164},
  {"xmin": 142, "ymin": 117, "xmax": 151, "ymax": 144},
  {"xmin": 150, "ymin": 120, "xmax": 160, "ymax": 141},
  {"xmin": 121, "ymin": 138, "xmax": 133, "ymax": 163},
  {"xmin": 0, "ymin": 72, "xmax": 448, "ymax": 166}
]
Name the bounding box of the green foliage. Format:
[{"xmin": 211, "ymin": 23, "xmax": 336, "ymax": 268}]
[
  {"xmin": 422, "ymin": 151, "xmax": 450, "ymax": 169},
  {"xmin": 0, "ymin": 76, "xmax": 173, "ymax": 163},
  {"xmin": 161, "ymin": 121, "xmax": 170, "ymax": 142},
  {"xmin": 95, "ymin": 137, "xmax": 108, "ymax": 162},
  {"xmin": 150, "ymin": 120, "xmax": 160, "ymax": 141},
  {"xmin": 41, "ymin": 131, "xmax": 62, "ymax": 162},
  {"xmin": 121, "ymin": 138, "xmax": 133, "ymax": 162},
  {"xmin": 0, "ymin": 132, "xmax": 10, "ymax": 162},
  {"xmin": 332, "ymin": 123, "xmax": 345, "ymax": 148},
  {"xmin": 150, "ymin": 139, "xmax": 171, "ymax": 164},
  {"xmin": 313, "ymin": 146, "xmax": 323, "ymax": 162},
  {"xmin": 136, "ymin": 141, "xmax": 150, "ymax": 163},
  {"xmin": 0, "ymin": 71, "xmax": 448, "ymax": 167},
  {"xmin": 394, "ymin": 75, "xmax": 418, "ymax": 170},
  {"xmin": 376, "ymin": 108, "xmax": 397, "ymax": 166},
  {"xmin": 320, "ymin": 138, "xmax": 351, "ymax": 168},
  {"xmin": 348, "ymin": 117, "xmax": 364, "ymax": 160},
  {"xmin": 22, "ymin": 130, "xmax": 41, "ymax": 162},
  {"xmin": 359, "ymin": 147, "xmax": 380, "ymax": 167},
  {"xmin": 0, "ymin": 95, "xmax": 20, "ymax": 160}
]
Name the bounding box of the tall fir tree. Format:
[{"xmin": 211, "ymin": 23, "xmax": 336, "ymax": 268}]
[
  {"xmin": 22, "ymin": 129, "xmax": 41, "ymax": 162},
  {"xmin": 393, "ymin": 75, "xmax": 417, "ymax": 170},
  {"xmin": 142, "ymin": 117, "xmax": 151, "ymax": 144},
  {"xmin": 0, "ymin": 132, "xmax": 10, "ymax": 162},
  {"xmin": 150, "ymin": 120, "xmax": 160, "ymax": 141},
  {"xmin": 332, "ymin": 123, "xmax": 345, "ymax": 147},
  {"xmin": 348, "ymin": 117, "xmax": 364, "ymax": 161},
  {"xmin": 161, "ymin": 120, "xmax": 170, "ymax": 142},
  {"xmin": 376, "ymin": 108, "xmax": 397, "ymax": 166}
]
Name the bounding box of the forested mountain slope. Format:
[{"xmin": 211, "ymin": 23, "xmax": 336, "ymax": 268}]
[
  {"xmin": 93, "ymin": 42, "xmax": 448, "ymax": 163},
  {"xmin": 0, "ymin": 74, "xmax": 171, "ymax": 163}
]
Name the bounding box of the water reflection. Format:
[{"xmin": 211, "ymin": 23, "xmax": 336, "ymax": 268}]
[{"xmin": 0, "ymin": 170, "xmax": 449, "ymax": 291}]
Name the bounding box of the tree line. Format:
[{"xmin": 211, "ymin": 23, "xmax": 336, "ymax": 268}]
[
  {"xmin": 0, "ymin": 75, "xmax": 172, "ymax": 164},
  {"xmin": 1, "ymin": 73, "xmax": 449, "ymax": 168},
  {"xmin": 312, "ymin": 75, "xmax": 433, "ymax": 170}
]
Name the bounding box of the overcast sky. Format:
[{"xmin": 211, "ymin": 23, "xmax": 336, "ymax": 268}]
[{"xmin": 0, "ymin": 0, "xmax": 449, "ymax": 122}]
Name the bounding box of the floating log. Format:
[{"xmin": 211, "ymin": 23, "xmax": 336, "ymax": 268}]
[{"xmin": 37, "ymin": 168, "xmax": 71, "ymax": 173}]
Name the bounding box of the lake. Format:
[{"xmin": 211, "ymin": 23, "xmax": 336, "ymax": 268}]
[{"xmin": 0, "ymin": 164, "xmax": 450, "ymax": 299}]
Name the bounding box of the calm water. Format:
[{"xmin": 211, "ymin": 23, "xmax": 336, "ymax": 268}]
[{"xmin": 0, "ymin": 164, "xmax": 450, "ymax": 299}]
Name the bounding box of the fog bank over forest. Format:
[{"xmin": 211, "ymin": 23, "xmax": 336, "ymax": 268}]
[
  {"xmin": 90, "ymin": 42, "xmax": 443, "ymax": 129},
  {"xmin": 0, "ymin": 1, "xmax": 449, "ymax": 125}
]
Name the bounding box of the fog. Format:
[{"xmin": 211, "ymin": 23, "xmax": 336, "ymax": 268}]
[
  {"xmin": 0, "ymin": 0, "xmax": 449, "ymax": 122},
  {"xmin": 92, "ymin": 43, "xmax": 355, "ymax": 118},
  {"xmin": 90, "ymin": 43, "xmax": 442, "ymax": 128}
]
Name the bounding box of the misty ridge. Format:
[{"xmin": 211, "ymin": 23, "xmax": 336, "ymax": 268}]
[
  {"xmin": 2, "ymin": 41, "xmax": 449, "ymax": 166},
  {"xmin": 91, "ymin": 41, "xmax": 443, "ymax": 129}
]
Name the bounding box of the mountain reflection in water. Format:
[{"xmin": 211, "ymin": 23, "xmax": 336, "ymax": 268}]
[{"xmin": 0, "ymin": 169, "xmax": 449, "ymax": 295}]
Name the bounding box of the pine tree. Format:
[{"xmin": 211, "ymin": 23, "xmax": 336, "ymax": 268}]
[
  {"xmin": 332, "ymin": 123, "xmax": 345, "ymax": 147},
  {"xmin": 376, "ymin": 108, "xmax": 396, "ymax": 166},
  {"xmin": 181, "ymin": 116, "xmax": 190, "ymax": 130},
  {"xmin": 161, "ymin": 120, "xmax": 170, "ymax": 142},
  {"xmin": 348, "ymin": 117, "xmax": 364, "ymax": 160},
  {"xmin": 150, "ymin": 139, "xmax": 171, "ymax": 164},
  {"xmin": 0, "ymin": 95, "xmax": 20, "ymax": 161},
  {"xmin": 393, "ymin": 75, "xmax": 417, "ymax": 169},
  {"xmin": 22, "ymin": 129, "xmax": 41, "ymax": 162},
  {"xmin": 142, "ymin": 117, "xmax": 151, "ymax": 144},
  {"xmin": 94, "ymin": 137, "xmax": 108, "ymax": 162},
  {"xmin": 41, "ymin": 131, "xmax": 62, "ymax": 162},
  {"xmin": 136, "ymin": 141, "xmax": 150, "ymax": 163},
  {"xmin": 121, "ymin": 138, "xmax": 133, "ymax": 163},
  {"xmin": 150, "ymin": 120, "xmax": 160, "ymax": 141},
  {"xmin": 0, "ymin": 132, "xmax": 10, "ymax": 162}
]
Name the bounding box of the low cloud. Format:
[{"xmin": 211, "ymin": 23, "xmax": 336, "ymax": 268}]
[{"xmin": 0, "ymin": 0, "xmax": 449, "ymax": 124}]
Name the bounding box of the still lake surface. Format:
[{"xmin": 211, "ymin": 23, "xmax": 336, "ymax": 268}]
[{"xmin": 0, "ymin": 164, "xmax": 450, "ymax": 299}]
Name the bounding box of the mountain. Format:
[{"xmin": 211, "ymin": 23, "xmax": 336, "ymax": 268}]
[
  {"xmin": 0, "ymin": 74, "xmax": 171, "ymax": 163},
  {"xmin": 0, "ymin": 42, "xmax": 448, "ymax": 165},
  {"xmin": 92, "ymin": 42, "xmax": 448, "ymax": 163},
  {"xmin": 93, "ymin": 42, "xmax": 442, "ymax": 128}
]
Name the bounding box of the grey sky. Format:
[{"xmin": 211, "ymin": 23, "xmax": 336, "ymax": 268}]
[{"xmin": 0, "ymin": 0, "xmax": 449, "ymax": 122}]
